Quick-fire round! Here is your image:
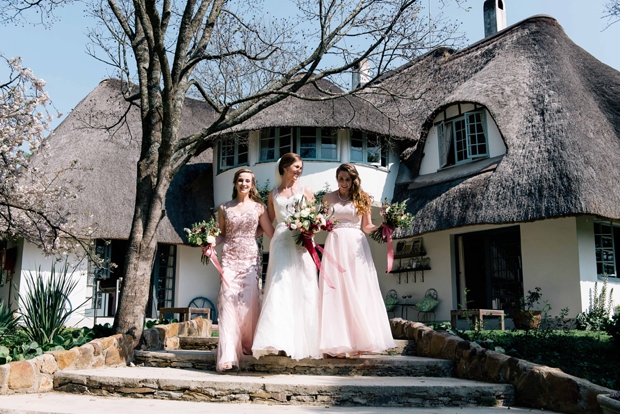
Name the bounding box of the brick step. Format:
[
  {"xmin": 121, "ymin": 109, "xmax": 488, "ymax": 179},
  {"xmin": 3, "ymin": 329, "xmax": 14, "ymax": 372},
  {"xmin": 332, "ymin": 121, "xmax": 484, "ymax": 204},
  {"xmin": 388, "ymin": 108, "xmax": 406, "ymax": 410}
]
[
  {"xmin": 178, "ymin": 337, "xmax": 415, "ymax": 356},
  {"xmin": 54, "ymin": 366, "xmax": 514, "ymax": 408},
  {"xmin": 134, "ymin": 351, "xmax": 453, "ymax": 377}
]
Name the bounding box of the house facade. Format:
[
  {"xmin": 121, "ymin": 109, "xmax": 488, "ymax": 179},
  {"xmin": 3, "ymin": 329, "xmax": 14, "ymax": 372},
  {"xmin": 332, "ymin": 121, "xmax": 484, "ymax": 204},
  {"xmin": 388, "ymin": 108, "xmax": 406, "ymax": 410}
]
[{"xmin": 4, "ymin": 4, "xmax": 620, "ymax": 328}]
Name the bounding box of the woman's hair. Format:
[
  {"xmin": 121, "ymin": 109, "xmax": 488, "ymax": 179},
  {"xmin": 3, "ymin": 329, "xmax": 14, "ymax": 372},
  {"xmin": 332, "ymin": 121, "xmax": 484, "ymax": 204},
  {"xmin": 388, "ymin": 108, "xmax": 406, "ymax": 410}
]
[
  {"xmin": 278, "ymin": 152, "xmax": 303, "ymax": 176},
  {"xmin": 231, "ymin": 168, "xmax": 263, "ymax": 204},
  {"xmin": 336, "ymin": 163, "xmax": 372, "ymax": 216}
]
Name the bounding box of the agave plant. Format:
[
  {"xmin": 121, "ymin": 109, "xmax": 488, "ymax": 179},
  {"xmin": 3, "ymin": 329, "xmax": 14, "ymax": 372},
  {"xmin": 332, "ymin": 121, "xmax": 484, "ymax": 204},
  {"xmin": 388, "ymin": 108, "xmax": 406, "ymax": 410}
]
[
  {"xmin": 18, "ymin": 261, "xmax": 81, "ymax": 346},
  {"xmin": 0, "ymin": 299, "xmax": 19, "ymax": 339}
]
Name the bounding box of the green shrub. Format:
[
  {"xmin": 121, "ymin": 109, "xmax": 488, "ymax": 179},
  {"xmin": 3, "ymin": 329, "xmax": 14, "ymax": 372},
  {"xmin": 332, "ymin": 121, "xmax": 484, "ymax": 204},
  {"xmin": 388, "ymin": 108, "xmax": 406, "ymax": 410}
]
[
  {"xmin": 0, "ymin": 299, "xmax": 19, "ymax": 339},
  {"xmin": 576, "ymin": 276, "xmax": 613, "ymax": 331},
  {"xmin": 18, "ymin": 261, "xmax": 85, "ymax": 346}
]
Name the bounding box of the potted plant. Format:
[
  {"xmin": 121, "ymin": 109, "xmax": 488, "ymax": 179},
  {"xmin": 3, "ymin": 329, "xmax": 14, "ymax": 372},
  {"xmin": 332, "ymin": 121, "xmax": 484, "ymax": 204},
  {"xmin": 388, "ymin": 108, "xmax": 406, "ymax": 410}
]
[
  {"xmin": 598, "ymin": 392, "xmax": 620, "ymax": 414},
  {"xmin": 511, "ymin": 287, "xmax": 545, "ymax": 330}
]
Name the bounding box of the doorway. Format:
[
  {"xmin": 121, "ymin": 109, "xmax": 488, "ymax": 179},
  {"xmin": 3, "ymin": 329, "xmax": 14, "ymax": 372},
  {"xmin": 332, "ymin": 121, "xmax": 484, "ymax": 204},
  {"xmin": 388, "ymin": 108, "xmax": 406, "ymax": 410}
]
[{"xmin": 456, "ymin": 226, "xmax": 523, "ymax": 313}]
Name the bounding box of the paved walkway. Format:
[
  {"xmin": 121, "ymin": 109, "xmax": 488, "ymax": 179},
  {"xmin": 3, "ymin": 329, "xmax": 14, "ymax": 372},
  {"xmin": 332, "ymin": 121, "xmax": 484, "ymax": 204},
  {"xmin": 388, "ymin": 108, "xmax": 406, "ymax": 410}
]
[{"xmin": 0, "ymin": 392, "xmax": 549, "ymax": 414}]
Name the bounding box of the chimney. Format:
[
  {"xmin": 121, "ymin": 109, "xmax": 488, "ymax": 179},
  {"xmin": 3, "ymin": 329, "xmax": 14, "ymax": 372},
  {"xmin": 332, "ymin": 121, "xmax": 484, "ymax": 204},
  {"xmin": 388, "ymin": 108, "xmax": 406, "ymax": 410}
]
[
  {"xmin": 352, "ymin": 59, "xmax": 370, "ymax": 90},
  {"xmin": 483, "ymin": 0, "xmax": 507, "ymax": 37}
]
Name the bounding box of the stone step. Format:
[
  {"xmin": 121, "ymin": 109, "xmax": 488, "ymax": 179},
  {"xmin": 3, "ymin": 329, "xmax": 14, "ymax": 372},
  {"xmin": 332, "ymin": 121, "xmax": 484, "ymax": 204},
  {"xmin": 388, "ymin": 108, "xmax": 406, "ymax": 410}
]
[
  {"xmin": 134, "ymin": 351, "xmax": 453, "ymax": 377},
  {"xmin": 178, "ymin": 337, "xmax": 416, "ymax": 356},
  {"xmin": 54, "ymin": 366, "xmax": 514, "ymax": 408}
]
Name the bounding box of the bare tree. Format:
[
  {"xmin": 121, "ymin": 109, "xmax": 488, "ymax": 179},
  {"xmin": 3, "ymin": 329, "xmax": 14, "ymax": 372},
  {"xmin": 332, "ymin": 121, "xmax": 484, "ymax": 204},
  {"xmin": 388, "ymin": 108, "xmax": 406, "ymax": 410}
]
[
  {"xmin": 85, "ymin": 0, "xmax": 465, "ymax": 341},
  {"xmin": 0, "ymin": 0, "xmax": 74, "ymax": 26},
  {"xmin": 604, "ymin": 0, "xmax": 620, "ymax": 27}
]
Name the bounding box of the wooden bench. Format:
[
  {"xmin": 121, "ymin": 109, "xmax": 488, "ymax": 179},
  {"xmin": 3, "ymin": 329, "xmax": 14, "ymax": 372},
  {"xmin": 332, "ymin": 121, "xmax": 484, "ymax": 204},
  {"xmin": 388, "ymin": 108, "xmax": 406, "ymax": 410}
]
[
  {"xmin": 450, "ymin": 309, "xmax": 505, "ymax": 330},
  {"xmin": 158, "ymin": 307, "xmax": 211, "ymax": 322}
]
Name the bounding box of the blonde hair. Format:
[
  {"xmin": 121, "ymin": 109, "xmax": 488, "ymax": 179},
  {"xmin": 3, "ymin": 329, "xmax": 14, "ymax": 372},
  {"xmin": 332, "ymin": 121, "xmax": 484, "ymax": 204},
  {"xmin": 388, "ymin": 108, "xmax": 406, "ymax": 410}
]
[
  {"xmin": 336, "ymin": 163, "xmax": 372, "ymax": 216},
  {"xmin": 231, "ymin": 168, "xmax": 263, "ymax": 204}
]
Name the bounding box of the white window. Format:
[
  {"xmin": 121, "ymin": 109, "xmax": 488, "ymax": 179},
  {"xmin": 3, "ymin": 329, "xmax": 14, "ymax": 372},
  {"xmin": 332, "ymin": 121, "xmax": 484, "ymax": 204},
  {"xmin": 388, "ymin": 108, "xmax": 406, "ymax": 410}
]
[
  {"xmin": 437, "ymin": 110, "xmax": 488, "ymax": 168},
  {"xmin": 351, "ymin": 130, "xmax": 388, "ymax": 167},
  {"xmin": 219, "ymin": 134, "xmax": 249, "ymax": 173},
  {"xmin": 298, "ymin": 127, "xmax": 338, "ymax": 161},
  {"xmin": 594, "ymin": 221, "xmax": 619, "ymax": 277},
  {"xmin": 259, "ymin": 127, "xmax": 293, "ymax": 162}
]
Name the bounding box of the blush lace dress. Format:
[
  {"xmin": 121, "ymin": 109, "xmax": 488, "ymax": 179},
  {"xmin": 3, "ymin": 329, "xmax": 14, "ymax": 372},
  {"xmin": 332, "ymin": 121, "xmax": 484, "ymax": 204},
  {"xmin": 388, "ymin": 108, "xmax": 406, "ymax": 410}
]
[
  {"xmin": 216, "ymin": 202, "xmax": 263, "ymax": 371},
  {"xmin": 318, "ymin": 201, "xmax": 396, "ymax": 356},
  {"xmin": 252, "ymin": 186, "xmax": 322, "ymax": 360}
]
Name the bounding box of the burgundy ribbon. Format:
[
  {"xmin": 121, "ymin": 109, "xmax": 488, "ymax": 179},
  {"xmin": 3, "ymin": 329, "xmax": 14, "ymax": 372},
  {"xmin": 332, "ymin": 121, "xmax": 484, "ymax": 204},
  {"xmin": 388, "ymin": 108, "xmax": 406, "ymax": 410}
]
[
  {"xmin": 202, "ymin": 245, "xmax": 229, "ymax": 288},
  {"xmin": 383, "ymin": 224, "xmax": 395, "ymax": 273},
  {"xmin": 301, "ymin": 233, "xmax": 336, "ymax": 289}
]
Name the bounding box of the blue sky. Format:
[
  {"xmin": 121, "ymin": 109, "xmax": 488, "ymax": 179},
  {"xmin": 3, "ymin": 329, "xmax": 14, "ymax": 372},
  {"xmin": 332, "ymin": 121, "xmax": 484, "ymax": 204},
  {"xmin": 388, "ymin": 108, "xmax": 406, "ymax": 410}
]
[{"xmin": 0, "ymin": 0, "xmax": 618, "ymax": 130}]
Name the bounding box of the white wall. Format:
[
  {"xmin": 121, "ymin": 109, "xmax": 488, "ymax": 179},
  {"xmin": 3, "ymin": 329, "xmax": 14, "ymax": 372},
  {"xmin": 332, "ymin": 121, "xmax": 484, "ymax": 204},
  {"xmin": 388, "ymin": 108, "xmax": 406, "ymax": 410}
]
[
  {"xmin": 18, "ymin": 241, "xmax": 91, "ymax": 328},
  {"xmin": 419, "ymin": 106, "xmax": 507, "ymax": 175},
  {"xmin": 176, "ymin": 244, "xmax": 221, "ymax": 314}
]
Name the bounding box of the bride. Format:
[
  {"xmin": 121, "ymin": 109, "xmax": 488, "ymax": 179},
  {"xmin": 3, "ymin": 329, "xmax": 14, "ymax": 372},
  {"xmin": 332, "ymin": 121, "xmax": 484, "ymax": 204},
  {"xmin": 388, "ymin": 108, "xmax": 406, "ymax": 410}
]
[{"xmin": 252, "ymin": 152, "xmax": 322, "ymax": 360}]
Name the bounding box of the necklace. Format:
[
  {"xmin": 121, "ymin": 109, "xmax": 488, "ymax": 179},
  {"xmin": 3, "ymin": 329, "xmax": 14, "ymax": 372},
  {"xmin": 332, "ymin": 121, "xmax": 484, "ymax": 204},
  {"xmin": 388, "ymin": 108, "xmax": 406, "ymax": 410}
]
[{"xmin": 338, "ymin": 191, "xmax": 351, "ymax": 202}]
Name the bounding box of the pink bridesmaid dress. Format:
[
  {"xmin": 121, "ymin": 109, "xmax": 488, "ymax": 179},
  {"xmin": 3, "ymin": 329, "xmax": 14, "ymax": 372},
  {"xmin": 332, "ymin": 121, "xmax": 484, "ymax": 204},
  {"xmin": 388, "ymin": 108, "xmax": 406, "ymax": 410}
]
[
  {"xmin": 319, "ymin": 201, "xmax": 396, "ymax": 356},
  {"xmin": 216, "ymin": 202, "xmax": 263, "ymax": 371}
]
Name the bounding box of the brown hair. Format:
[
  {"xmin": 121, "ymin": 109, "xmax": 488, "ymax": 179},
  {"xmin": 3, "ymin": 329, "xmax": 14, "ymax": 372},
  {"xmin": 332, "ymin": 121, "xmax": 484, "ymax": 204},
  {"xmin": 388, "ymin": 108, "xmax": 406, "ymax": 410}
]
[
  {"xmin": 278, "ymin": 152, "xmax": 303, "ymax": 176},
  {"xmin": 336, "ymin": 163, "xmax": 372, "ymax": 216},
  {"xmin": 231, "ymin": 168, "xmax": 263, "ymax": 204}
]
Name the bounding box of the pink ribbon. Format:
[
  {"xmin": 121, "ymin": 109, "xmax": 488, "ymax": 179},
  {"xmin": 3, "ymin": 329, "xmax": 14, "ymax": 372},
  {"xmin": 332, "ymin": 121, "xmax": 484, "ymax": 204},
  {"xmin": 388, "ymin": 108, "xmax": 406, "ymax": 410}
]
[
  {"xmin": 202, "ymin": 245, "xmax": 229, "ymax": 288},
  {"xmin": 301, "ymin": 233, "xmax": 337, "ymax": 289},
  {"xmin": 383, "ymin": 224, "xmax": 395, "ymax": 273}
]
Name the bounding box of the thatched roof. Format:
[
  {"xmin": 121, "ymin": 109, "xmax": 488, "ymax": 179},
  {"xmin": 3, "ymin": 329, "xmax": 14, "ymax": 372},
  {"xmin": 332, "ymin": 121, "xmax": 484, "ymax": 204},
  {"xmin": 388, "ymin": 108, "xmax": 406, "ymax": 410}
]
[
  {"xmin": 370, "ymin": 16, "xmax": 620, "ymax": 237},
  {"xmin": 224, "ymin": 77, "xmax": 410, "ymax": 138},
  {"xmin": 30, "ymin": 78, "xmax": 216, "ymax": 244}
]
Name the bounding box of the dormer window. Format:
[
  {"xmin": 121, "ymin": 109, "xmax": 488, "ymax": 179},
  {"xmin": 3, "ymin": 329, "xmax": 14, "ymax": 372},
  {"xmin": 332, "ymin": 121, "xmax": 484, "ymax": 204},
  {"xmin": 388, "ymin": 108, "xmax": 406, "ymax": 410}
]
[
  {"xmin": 351, "ymin": 130, "xmax": 388, "ymax": 167},
  {"xmin": 218, "ymin": 134, "xmax": 248, "ymax": 173},
  {"xmin": 437, "ymin": 110, "xmax": 488, "ymax": 168}
]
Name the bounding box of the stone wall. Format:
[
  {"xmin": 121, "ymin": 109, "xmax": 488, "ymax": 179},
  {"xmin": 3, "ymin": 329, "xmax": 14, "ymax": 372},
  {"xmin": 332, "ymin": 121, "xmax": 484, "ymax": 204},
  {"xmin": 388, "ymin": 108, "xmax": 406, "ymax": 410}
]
[
  {"xmin": 390, "ymin": 318, "xmax": 610, "ymax": 414},
  {"xmin": 0, "ymin": 316, "xmax": 211, "ymax": 395}
]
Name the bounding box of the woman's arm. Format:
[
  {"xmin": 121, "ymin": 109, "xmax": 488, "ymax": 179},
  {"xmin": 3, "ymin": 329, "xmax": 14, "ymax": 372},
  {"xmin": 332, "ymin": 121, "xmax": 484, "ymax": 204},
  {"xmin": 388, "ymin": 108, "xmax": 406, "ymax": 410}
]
[
  {"xmin": 361, "ymin": 210, "xmax": 381, "ymax": 235},
  {"xmin": 217, "ymin": 204, "xmax": 227, "ymax": 240},
  {"xmin": 303, "ymin": 185, "xmax": 315, "ymax": 203},
  {"xmin": 258, "ymin": 204, "xmax": 275, "ymax": 239},
  {"xmin": 267, "ymin": 190, "xmax": 276, "ymax": 223}
]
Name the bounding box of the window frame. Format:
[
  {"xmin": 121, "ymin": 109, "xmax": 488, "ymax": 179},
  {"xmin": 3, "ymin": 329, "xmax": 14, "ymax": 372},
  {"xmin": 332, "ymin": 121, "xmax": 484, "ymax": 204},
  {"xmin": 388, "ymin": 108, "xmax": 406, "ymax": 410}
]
[
  {"xmin": 350, "ymin": 130, "xmax": 389, "ymax": 167},
  {"xmin": 437, "ymin": 109, "xmax": 489, "ymax": 169},
  {"xmin": 296, "ymin": 127, "xmax": 339, "ymax": 161},
  {"xmin": 259, "ymin": 127, "xmax": 294, "ymax": 162},
  {"xmin": 218, "ymin": 134, "xmax": 249, "ymax": 173},
  {"xmin": 594, "ymin": 220, "xmax": 618, "ymax": 278}
]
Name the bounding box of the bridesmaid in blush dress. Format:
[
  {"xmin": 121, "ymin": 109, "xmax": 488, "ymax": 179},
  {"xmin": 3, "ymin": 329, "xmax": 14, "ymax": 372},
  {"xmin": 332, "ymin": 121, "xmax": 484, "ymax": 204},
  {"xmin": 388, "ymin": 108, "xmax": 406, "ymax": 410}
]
[
  {"xmin": 318, "ymin": 163, "xmax": 395, "ymax": 357},
  {"xmin": 216, "ymin": 168, "xmax": 274, "ymax": 372}
]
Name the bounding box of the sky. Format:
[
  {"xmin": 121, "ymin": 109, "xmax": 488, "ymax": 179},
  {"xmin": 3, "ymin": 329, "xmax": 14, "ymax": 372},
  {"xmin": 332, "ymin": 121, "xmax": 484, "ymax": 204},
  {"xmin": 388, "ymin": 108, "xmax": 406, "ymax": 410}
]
[{"xmin": 0, "ymin": 0, "xmax": 618, "ymax": 130}]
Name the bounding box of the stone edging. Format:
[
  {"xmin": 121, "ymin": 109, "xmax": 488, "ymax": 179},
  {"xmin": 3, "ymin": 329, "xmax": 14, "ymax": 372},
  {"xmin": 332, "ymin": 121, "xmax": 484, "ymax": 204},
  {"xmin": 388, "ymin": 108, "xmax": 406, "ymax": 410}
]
[
  {"xmin": 390, "ymin": 318, "xmax": 610, "ymax": 414},
  {"xmin": 0, "ymin": 316, "xmax": 211, "ymax": 395}
]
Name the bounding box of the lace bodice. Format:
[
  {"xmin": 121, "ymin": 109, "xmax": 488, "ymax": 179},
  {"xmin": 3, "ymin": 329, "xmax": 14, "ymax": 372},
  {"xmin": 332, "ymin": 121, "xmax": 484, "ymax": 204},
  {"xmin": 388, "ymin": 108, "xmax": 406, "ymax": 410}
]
[
  {"xmin": 223, "ymin": 202, "xmax": 263, "ymax": 239},
  {"xmin": 272, "ymin": 186, "xmax": 306, "ymax": 225},
  {"xmin": 332, "ymin": 201, "xmax": 361, "ymax": 230}
]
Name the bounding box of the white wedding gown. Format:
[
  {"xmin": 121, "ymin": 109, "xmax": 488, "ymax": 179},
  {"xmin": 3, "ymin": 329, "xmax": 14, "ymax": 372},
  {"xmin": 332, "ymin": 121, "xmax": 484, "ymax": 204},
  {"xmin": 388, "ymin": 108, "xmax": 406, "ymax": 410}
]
[{"xmin": 252, "ymin": 186, "xmax": 322, "ymax": 360}]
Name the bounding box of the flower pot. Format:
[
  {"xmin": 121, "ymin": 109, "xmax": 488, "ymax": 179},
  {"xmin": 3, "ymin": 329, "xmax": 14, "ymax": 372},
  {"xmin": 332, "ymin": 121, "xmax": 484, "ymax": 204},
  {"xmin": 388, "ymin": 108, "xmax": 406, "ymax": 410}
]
[
  {"xmin": 598, "ymin": 394, "xmax": 620, "ymax": 414},
  {"xmin": 511, "ymin": 310, "xmax": 542, "ymax": 330}
]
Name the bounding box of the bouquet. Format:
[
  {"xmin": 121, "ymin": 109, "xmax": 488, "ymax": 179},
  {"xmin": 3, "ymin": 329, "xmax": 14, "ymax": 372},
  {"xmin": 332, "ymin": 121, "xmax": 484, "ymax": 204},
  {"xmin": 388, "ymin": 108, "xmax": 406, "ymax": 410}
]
[
  {"xmin": 282, "ymin": 196, "xmax": 337, "ymax": 245},
  {"xmin": 185, "ymin": 217, "xmax": 221, "ymax": 265},
  {"xmin": 370, "ymin": 198, "xmax": 415, "ymax": 243}
]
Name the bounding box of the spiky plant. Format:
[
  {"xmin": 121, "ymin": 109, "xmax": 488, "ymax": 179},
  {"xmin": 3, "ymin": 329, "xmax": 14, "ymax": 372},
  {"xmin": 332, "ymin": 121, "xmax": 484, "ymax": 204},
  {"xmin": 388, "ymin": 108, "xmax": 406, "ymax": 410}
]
[
  {"xmin": 18, "ymin": 261, "xmax": 80, "ymax": 346},
  {"xmin": 0, "ymin": 299, "xmax": 19, "ymax": 339}
]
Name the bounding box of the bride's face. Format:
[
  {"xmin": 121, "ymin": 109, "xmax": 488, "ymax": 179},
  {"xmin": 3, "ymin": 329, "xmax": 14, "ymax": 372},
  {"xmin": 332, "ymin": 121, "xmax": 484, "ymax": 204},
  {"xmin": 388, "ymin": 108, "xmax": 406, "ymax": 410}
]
[
  {"xmin": 283, "ymin": 161, "xmax": 303, "ymax": 182},
  {"xmin": 337, "ymin": 171, "xmax": 352, "ymax": 195},
  {"xmin": 235, "ymin": 172, "xmax": 253, "ymax": 195}
]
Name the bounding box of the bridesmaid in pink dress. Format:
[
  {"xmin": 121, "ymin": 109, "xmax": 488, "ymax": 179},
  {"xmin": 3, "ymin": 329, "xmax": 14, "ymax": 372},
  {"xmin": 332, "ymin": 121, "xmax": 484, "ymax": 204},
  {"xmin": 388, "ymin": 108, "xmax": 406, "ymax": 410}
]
[
  {"xmin": 216, "ymin": 168, "xmax": 274, "ymax": 371},
  {"xmin": 319, "ymin": 163, "xmax": 396, "ymax": 357}
]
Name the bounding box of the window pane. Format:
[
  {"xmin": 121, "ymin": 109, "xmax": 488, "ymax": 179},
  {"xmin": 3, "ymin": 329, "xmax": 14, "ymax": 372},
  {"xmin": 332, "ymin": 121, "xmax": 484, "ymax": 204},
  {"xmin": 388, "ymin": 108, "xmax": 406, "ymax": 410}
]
[
  {"xmin": 220, "ymin": 139, "xmax": 235, "ymax": 169},
  {"xmin": 351, "ymin": 130, "xmax": 363, "ymax": 162},
  {"xmin": 367, "ymin": 133, "xmax": 385, "ymax": 165},
  {"xmin": 467, "ymin": 112, "xmax": 487, "ymax": 157},
  {"xmin": 454, "ymin": 119, "xmax": 467, "ymax": 162},
  {"xmin": 279, "ymin": 127, "xmax": 293, "ymax": 156},
  {"xmin": 238, "ymin": 142, "xmax": 248, "ymax": 165},
  {"xmin": 594, "ymin": 221, "xmax": 616, "ymax": 277},
  {"xmin": 299, "ymin": 127, "xmax": 317, "ymax": 159},
  {"xmin": 260, "ymin": 128, "xmax": 276, "ymax": 161},
  {"xmin": 320, "ymin": 128, "xmax": 337, "ymax": 160}
]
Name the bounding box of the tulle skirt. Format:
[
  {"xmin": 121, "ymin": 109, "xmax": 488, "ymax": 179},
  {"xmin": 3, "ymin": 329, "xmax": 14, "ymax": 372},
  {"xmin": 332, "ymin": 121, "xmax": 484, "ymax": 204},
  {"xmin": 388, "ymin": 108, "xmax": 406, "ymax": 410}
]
[{"xmin": 319, "ymin": 228, "xmax": 396, "ymax": 356}]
